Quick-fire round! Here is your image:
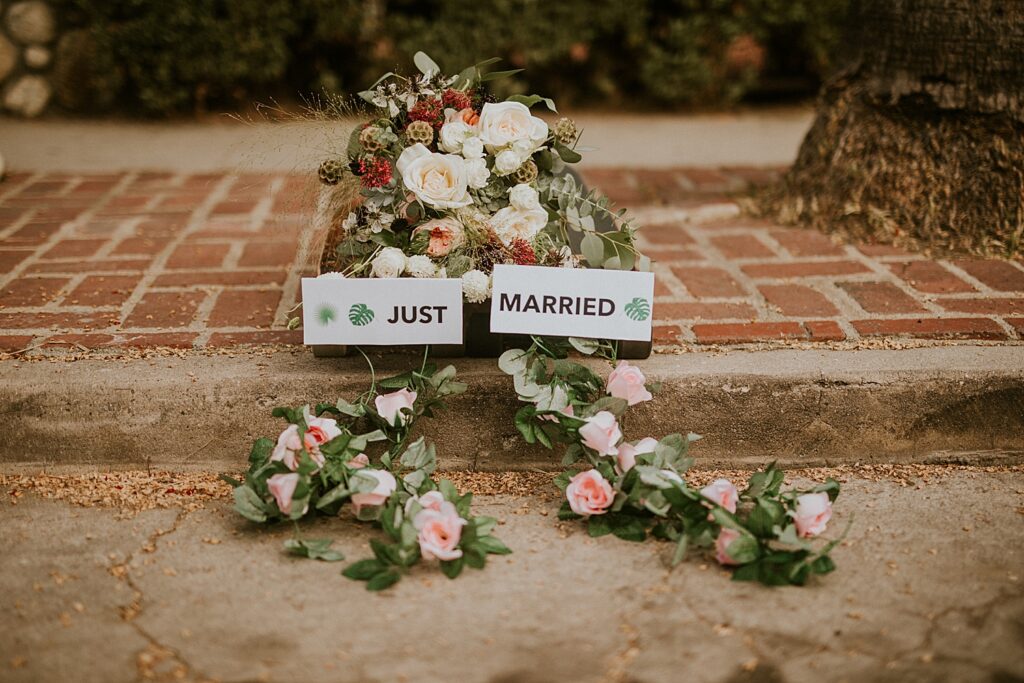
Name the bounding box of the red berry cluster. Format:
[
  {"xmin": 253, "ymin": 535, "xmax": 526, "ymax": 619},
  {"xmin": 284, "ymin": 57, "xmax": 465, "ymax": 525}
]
[
  {"xmin": 442, "ymin": 88, "xmax": 473, "ymax": 111},
  {"xmin": 359, "ymin": 156, "xmax": 393, "ymax": 188},
  {"xmin": 509, "ymin": 238, "xmax": 538, "ymax": 266},
  {"xmin": 407, "ymin": 98, "xmax": 444, "ymax": 129}
]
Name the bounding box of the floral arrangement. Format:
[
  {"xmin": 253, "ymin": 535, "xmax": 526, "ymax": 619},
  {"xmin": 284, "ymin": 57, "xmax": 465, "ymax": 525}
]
[
  {"xmin": 498, "ymin": 339, "xmax": 845, "ymax": 586},
  {"xmin": 226, "ymin": 360, "xmax": 509, "ymax": 590},
  {"xmin": 316, "ymin": 52, "xmax": 646, "ymax": 303}
]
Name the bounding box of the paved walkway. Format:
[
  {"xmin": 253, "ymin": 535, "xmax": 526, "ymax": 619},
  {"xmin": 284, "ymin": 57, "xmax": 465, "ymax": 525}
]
[
  {"xmin": 0, "ymin": 168, "xmax": 1022, "ymax": 355},
  {"xmin": 2, "ymin": 467, "xmax": 1022, "ymax": 682}
]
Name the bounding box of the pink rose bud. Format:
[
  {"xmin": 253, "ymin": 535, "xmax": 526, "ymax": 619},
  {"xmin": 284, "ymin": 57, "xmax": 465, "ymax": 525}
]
[
  {"xmin": 565, "ymin": 470, "xmax": 615, "ymax": 516},
  {"xmin": 414, "ymin": 505, "xmax": 467, "ymax": 561},
  {"xmin": 700, "ymin": 478, "xmax": 739, "ymax": 513},
  {"xmin": 350, "ymin": 469, "xmax": 398, "ymax": 514},
  {"xmin": 791, "ymin": 492, "xmax": 833, "ymax": 538},
  {"xmin": 267, "ymin": 472, "xmax": 301, "ymax": 516},
  {"xmin": 270, "ymin": 424, "xmax": 327, "ymax": 471},
  {"xmin": 406, "ymin": 490, "xmax": 446, "ymax": 516},
  {"xmin": 578, "ymin": 411, "xmax": 623, "ymax": 456},
  {"xmin": 715, "ymin": 528, "xmax": 742, "ymax": 566},
  {"xmin": 607, "ymin": 361, "xmax": 653, "ymax": 406},
  {"xmin": 347, "ymin": 453, "xmax": 369, "ymax": 469},
  {"xmin": 616, "ymin": 437, "xmax": 659, "ymax": 473},
  {"xmin": 374, "ymin": 388, "xmax": 418, "ymax": 427}
]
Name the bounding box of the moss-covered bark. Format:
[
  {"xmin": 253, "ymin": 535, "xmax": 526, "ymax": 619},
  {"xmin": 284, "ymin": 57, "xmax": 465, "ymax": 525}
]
[{"xmin": 764, "ymin": 0, "xmax": 1024, "ymax": 256}]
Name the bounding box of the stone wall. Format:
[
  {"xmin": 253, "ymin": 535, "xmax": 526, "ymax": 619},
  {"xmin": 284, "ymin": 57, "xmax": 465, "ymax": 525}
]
[{"xmin": 0, "ymin": 0, "xmax": 56, "ymax": 117}]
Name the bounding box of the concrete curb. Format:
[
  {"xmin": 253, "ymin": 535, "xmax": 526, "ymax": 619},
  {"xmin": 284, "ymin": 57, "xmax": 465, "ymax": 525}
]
[{"xmin": 1, "ymin": 346, "xmax": 1022, "ymax": 472}]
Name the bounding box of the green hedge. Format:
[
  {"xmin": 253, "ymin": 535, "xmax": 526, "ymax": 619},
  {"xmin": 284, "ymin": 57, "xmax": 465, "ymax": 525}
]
[{"xmin": 56, "ymin": 0, "xmax": 848, "ymax": 116}]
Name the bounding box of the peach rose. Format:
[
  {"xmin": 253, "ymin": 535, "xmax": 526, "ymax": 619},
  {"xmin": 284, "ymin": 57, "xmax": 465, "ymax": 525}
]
[
  {"xmin": 578, "ymin": 410, "xmax": 622, "ymax": 456},
  {"xmin": 414, "ymin": 217, "xmax": 465, "ymax": 257},
  {"xmin": 347, "ymin": 453, "xmax": 369, "ymax": 469},
  {"xmin": 565, "ymin": 470, "xmax": 614, "ymax": 516},
  {"xmin": 414, "ymin": 506, "xmax": 467, "ymax": 561},
  {"xmin": 616, "ymin": 437, "xmax": 659, "ymax": 473},
  {"xmin": 715, "ymin": 528, "xmax": 742, "ymax": 566},
  {"xmin": 267, "ymin": 472, "xmax": 302, "ymax": 516},
  {"xmin": 607, "ymin": 361, "xmax": 653, "ymax": 406},
  {"xmin": 375, "ymin": 388, "xmax": 418, "ymax": 427},
  {"xmin": 350, "ymin": 469, "xmax": 397, "ymax": 514},
  {"xmin": 791, "ymin": 492, "xmax": 832, "ymax": 538},
  {"xmin": 396, "ymin": 143, "xmax": 471, "ymax": 210},
  {"xmin": 700, "ymin": 478, "xmax": 739, "ymax": 514}
]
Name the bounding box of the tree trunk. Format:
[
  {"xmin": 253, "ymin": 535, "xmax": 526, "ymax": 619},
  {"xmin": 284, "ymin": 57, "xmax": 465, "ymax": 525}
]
[{"xmin": 766, "ymin": 0, "xmax": 1024, "ymax": 256}]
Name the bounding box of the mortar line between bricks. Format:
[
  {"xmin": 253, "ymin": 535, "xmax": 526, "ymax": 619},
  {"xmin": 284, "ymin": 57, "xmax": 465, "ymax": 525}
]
[
  {"xmin": 939, "ymin": 260, "xmax": 998, "ymax": 294},
  {"xmin": 0, "ymin": 174, "xmax": 42, "ymax": 241},
  {"xmin": 844, "ymin": 242, "xmax": 947, "ymax": 316},
  {"xmin": 0, "ymin": 173, "xmax": 137, "ymax": 292},
  {"xmin": 115, "ymin": 173, "xmax": 237, "ymax": 338}
]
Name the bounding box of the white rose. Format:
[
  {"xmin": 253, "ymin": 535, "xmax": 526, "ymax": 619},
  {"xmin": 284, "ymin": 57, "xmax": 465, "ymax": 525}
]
[
  {"xmin": 461, "ymin": 136, "xmax": 484, "ymax": 159},
  {"xmin": 477, "ymin": 101, "xmax": 549, "ymax": 152},
  {"xmin": 396, "ymin": 143, "xmax": 472, "ymax": 210},
  {"xmin": 461, "ymin": 270, "xmax": 491, "ymax": 303},
  {"xmin": 494, "ymin": 149, "xmax": 522, "ymax": 176},
  {"xmin": 371, "ymin": 247, "xmax": 407, "ymax": 278},
  {"xmin": 489, "ymin": 206, "xmax": 549, "ymax": 246},
  {"xmin": 466, "ymin": 158, "xmax": 490, "ymax": 189},
  {"xmin": 508, "ymin": 184, "xmax": 541, "ymax": 211},
  {"xmin": 439, "ymin": 120, "xmax": 472, "ymax": 154},
  {"xmin": 406, "ymin": 255, "xmax": 437, "ymax": 278}
]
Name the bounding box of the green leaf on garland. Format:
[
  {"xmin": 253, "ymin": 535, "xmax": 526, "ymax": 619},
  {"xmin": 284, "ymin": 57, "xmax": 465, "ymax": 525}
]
[
  {"xmin": 366, "ymin": 571, "xmax": 401, "ymax": 591},
  {"xmin": 284, "ymin": 538, "xmax": 345, "ymax": 562}
]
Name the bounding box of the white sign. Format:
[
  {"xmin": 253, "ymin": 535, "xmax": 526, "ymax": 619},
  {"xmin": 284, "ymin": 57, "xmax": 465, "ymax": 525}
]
[
  {"xmin": 489, "ymin": 265, "xmax": 654, "ymax": 341},
  {"xmin": 301, "ymin": 277, "xmax": 463, "ymax": 345}
]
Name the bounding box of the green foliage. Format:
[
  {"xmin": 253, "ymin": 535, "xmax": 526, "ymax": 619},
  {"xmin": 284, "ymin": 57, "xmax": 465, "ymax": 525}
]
[{"xmin": 59, "ymin": 0, "xmax": 848, "ymax": 115}]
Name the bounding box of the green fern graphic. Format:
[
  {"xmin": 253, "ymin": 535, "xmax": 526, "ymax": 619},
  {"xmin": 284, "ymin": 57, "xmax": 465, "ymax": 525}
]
[
  {"xmin": 624, "ymin": 297, "xmax": 650, "ymax": 322},
  {"xmin": 348, "ymin": 303, "xmax": 375, "ymax": 326},
  {"xmin": 317, "ymin": 304, "xmax": 337, "ymax": 326}
]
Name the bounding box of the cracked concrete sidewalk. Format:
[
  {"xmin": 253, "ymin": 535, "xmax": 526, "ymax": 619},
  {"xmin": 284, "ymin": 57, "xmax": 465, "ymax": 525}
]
[{"xmin": 2, "ymin": 470, "xmax": 1023, "ymax": 683}]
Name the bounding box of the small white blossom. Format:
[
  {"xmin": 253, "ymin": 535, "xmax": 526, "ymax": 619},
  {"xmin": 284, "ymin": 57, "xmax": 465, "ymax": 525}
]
[
  {"xmin": 406, "ymin": 255, "xmax": 437, "ymax": 278},
  {"xmin": 371, "ymin": 247, "xmax": 407, "ymax": 278},
  {"xmin": 466, "ymin": 158, "xmax": 490, "ymax": 189},
  {"xmin": 317, "ymin": 271, "xmax": 346, "ymax": 279},
  {"xmin": 368, "ymin": 211, "xmax": 395, "ymax": 233},
  {"xmin": 341, "ymin": 212, "xmax": 359, "ymax": 232},
  {"xmin": 508, "ymin": 184, "xmax": 541, "ymax": 211},
  {"xmin": 494, "ymin": 149, "xmax": 522, "ymax": 176},
  {"xmin": 461, "ymin": 136, "xmax": 484, "ymax": 159},
  {"xmin": 461, "ymin": 269, "xmax": 491, "ymax": 303}
]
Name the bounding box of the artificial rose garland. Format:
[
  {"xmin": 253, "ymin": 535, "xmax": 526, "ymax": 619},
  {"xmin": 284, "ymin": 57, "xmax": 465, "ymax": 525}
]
[
  {"xmin": 499, "ymin": 338, "xmax": 845, "ymax": 586},
  {"xmin": 227, "ymin": 361, "xmax": 510, "ymax": 590}
]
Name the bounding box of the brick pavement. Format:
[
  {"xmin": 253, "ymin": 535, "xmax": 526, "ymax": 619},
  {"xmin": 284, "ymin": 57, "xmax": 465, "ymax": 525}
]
[{"xmin": 0, "ymin": 167, "xmax": 1022, "ymax": 355}]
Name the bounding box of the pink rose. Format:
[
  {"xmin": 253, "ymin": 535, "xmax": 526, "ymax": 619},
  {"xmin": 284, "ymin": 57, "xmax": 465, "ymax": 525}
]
[
  {"xmin": 347, "ymin": 453, "xmax": 369, "ymax": 469},
  {"xmin": 375, "ymin": 388, "xmax": 418, "ymax": 427},
  {"xmin": 700, "ymin": 478, "xmax": 739, "ymax": 513},
  {"xmin": 616, "ymin": 437, "xmax": 659, "ymax": 473},
  {"xmin": 270, "ymin": 424, "xmax": 326, "ymax": 471},
  {"xmin": 791, "ymin": 492, "xmax": 832, "ymax": 537},
  {"xmin": 414, "ymin": 217, "xmax": 465, "ymax": 257},
  {"xmin": 578, "ymin": 411, "xmax": 622, "ymax": 456},
  {"xmin": 350, "ymin": 469, "xmax": 397, "ymax": 514},
  {"xmin": 565, "ymin": 470, "xmax": 614, "ymax": 516},
  {"xmin": 414, "ymin": 505, "xmax": 467, "ymax": 561},
  {"xmin": 607, "ymin": 361, "xmax": 653, "ymax": 406},
  {"xmin": 715, "ymin": 528, "xmax": 742, "ymax": 566},
  {"xmin": 267, "ymin": 472, "xmax": 302, "ymax": 516},
  {"xmin": 406, "ymin": 490, "xmax": 446, "ymax": 516},
  {"xmin": 304, "ymin": 416, "xmax": 342, "ymax": 449}
]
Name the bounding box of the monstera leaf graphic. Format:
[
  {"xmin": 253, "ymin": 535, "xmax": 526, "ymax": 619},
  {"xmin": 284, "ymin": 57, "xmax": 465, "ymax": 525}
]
[
  {"xmin": 624, "ymin": 297, "xmax": 650, "ymax": 322},
  {"xmin": 317, "ymin": 304, "xmax": 337, "ymax": 326},
  {"xmin": 348, "ymin": 303, "xmax": 375, "ymax": 326}
]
